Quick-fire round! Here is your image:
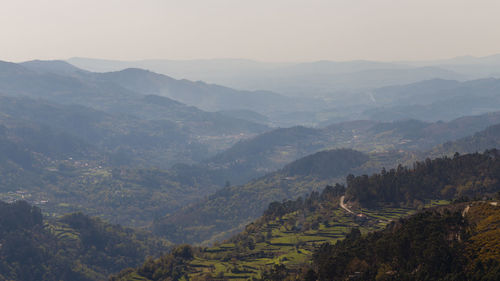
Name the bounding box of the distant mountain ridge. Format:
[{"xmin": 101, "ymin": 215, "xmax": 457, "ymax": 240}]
[
  {"xmin": 64, "ymin": 58, "xmax": 500, "ymax": 128},
  {"xmin": 0, "ymin": 60, "xmax": 270, "ymax": 166},
  {"xmin": 67, "ymin": 57, "xmax": 466, "ymax": 98},
  {"xmin": 431, "ymin": 122, "xmax": 500, "ymax": 156},
  {"xmin": 403, "ymin": 53, "xmax": 500, "ymax": 78},
  {"xmin": 365, "ymin": 78, "xmax": 500, "ymax": 121},
  {"xmin": 96, "ymin": 67, "xmax": 324, "ymax": 117},
  {"xmin": 20, "ymin": 59, "xmax": 87, "ymax": 75}
]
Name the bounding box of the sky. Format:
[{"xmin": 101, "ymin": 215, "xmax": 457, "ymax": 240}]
[{"xmin": 2, "ymin": 0, "xmax": 500, "ymax": 62}]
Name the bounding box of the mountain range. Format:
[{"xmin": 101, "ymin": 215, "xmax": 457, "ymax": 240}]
[
  {"xmin": 67, "ymin": 57, "xmax": 467, "ymax": 97},
  {"xmin": 153, "ymin": 116, "xmax": 500, "ymax": 244},
  {"xmin": 1, "ymin": 56, "xmax": 500, "ymax": 281},
  {"xmin": 0, "ymin": 60, "xmax": 271, "ymax": 167}
]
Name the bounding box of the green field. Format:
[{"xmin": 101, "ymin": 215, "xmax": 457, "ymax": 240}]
[{"xmin": 187, "ymin": 203, "xmax": 417, "ymax": 280}]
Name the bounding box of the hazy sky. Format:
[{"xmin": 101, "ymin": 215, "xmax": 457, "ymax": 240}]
[{"xmin": 2, "ymin": 0, "xmax": 500, "ymax": 62}]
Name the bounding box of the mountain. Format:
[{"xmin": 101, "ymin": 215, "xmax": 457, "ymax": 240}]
[
  {"xmin": 369, "ymin": 78, "xmax": 461, "ymax": 106},
  {"xmin": 217, "ymin": 109, "xmax": 270, "ymax": 125},
  {"xmin": 66, "ymin": 57, "xmax": 288, "ymax": 77},
  {"xmin": 0, "ymin": 201, "xmax": 169, "ymax": 281},
  {"xmin": 346, "ymin": 149, "xmax": 500, "ymax": 208},
  {"xmin": 0, "ymin": 60, "xmax": 271, "ymax": 234},
  {"xmin": 67, "ymin": 57, "xmax": 465, "ymax": 98},
  {"xmin": 22, "ymin": 59, "xmax": 328, "ymax": 126},
  {"xmin": 198, "ymin": 112, "xmax": 500, "ymax": 186},
  {"xmin": 0, "ymin": 60, "xmax": 136, "ymax": 104},
  {"xmin": 278, "ymin": 76, "xmax": 500, "ymax": 126},
  {"xmin": 408, "ymin": 53, "xmax": 500, "ymax": 66},
  {"xmin": 306, "ymin": 202, "xmax": 500, "ymax": 281},
  {"xmin": 0, "ymin": 60, "xmax": 269, "ymax": 166},
  {"xmin": 113, "ymin": 151, "xmax": 500, "ymax": 281},
  {"xmin": 0, "ymin": 103, "xmax": 224, "ymax": 227},
  {"xmin": 96, "ymin": 68, "xmax": 323, "ymax": 116},
  {"xmin": 1, "ymin": 85, "xmax": 498, "ymax": 230},
  {"xmin": 0, "ymin": 115, "xmax": 96, "ymax": 163},
  {"xmin": 202, "ymin": 126, "xmax": 325, "ymax": 184},
  {"xmin": 65, "ymin": 58, "xmax": 500, "ymax": 127},
  {"xmin": 123, "ymin": 203, "xmax": 500, "ymax": 281},
  {"xmin": 0, "ymin": 95, "xmax": 206, "ymax": 167},
  {"xmin": 158, "ymin": 134, "xmax": 500, "ymax": 245},
  {"xmin": 20, "ymin": 59, "xmax": 87, "ymax": 76},
  {"xmin": 153, "ymin": 149, "xmax": 416, "ymax": 244},
  {"xmin": 275, "ymin": 66, "xmax": 463, "ymax": 97},
  {"xmin": 65, "ymin": 58, "xmax": 500, "ymax": 126},
  {"xmin": 6, "ymin": 60, "xmax": 273, "ymax": 131},
  {"xmin": 431, "ymin": 122, "xmax": 500, "ymax": 156},
  {"xmin": 404, "ymin": 53, "xmax": 500, "ymax": 78},
  {"xmin": 156, "ymin": 146, "xmax": 500, "ymax": 244},
  {"xmin": 279, "ymin": 149, "xmax": 369, "ymax": 179},
  {"xmin": 364, "ymin": 78, "xmax": 500, "ymax": 121}
]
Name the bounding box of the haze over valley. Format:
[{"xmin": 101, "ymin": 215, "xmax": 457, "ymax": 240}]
[{"xmin": 1, "ymin": 1, "xmax": 500, "ymax": 280}]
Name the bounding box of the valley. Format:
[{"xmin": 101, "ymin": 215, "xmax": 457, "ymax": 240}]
[
  {"xmin": 4, "ymin": 3, "xmax": 500, "ymax": 280},
  {"xmin": 1, "ymin": 54, "xmax": 500, "ymax": 281}
]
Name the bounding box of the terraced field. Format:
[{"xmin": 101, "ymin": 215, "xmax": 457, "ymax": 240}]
[
  {"xmin": 187, "ymin": 203, "xmax": 421, "ymax": 280},
  {"xmin": 184, "ymin": 197, "xmax": 454, "ymax": 280},
  {"xmin": 44, "ymin": 222, "xmax": 81, "ymax": 243}
]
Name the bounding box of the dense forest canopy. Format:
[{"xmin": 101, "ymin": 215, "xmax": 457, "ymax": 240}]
[
  {"xmin": 346, "ymin": 150, "xmax": 500, "ymax": 207},
  {"xmin": 0, "ymin": 201, "xmax": 168, "ymax": 281},
  {"xmin": 303, "ymin": 203, "xmax": 500, "ymax": 281}
]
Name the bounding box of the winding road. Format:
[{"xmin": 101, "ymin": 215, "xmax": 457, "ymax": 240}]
[{"xmin": 339, "ymin": 195, "xmax": 355, "ymax": 214}]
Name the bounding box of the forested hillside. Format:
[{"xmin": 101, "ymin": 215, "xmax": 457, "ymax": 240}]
[
  {"xmin": 153, "ymin": 149, "xmax": 414, "ymax": 244},
  {"xmin": 203, "ymin": 112, "xmax": 500, "ymax": 185},
  {"xmin": 0, "ymin": 116, "xmax": 222, "ymax": 227},
  {"xmin": 156, "ymin": 146, "xmax": 500, "ymax": 245},
  {"xmin": 114, "ymin": 151, "xmax": 500, "ymax": 281},
  {"xmin": 300, "ymin": 203, "xmax": 500, "ymax": 281},
  {"xmin": 0, "ymin": 154, "xmax": 220, "ymax": 227},
  {"xmin": 2, "ymin": 60, "xmax": 500, "ymax": 233},
  {"xmin": 346, "ymin": 149, "xmax": 500, "ymax": 208},
  {"xmin": 0, "ymin": 201, "xmax": 168, "ymax": 281},
  {"xmin": 112, "ymin": 184, "xmax": 417, "ymax": 281},
  {"xmin": 0, "ymin": 60, "xmax": 272, "ymax": 228}
]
